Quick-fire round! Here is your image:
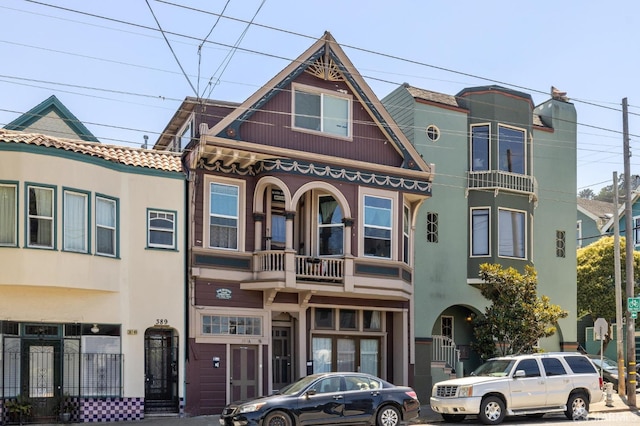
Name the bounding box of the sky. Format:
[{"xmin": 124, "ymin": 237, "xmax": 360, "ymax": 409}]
[{"xmin": 1, "ymin": 0, "xmax": 640, "ymax": 195}]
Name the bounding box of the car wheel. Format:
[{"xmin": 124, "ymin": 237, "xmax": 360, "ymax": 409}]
[
  {"xmin": 441, "ymin": 413, "xmax": 466, "ymax": 422},
  {"xmin": 565, "ymin": 392, "xmax": 589, "ymax": 420},
  {"xmin": 264, "ymin": 410, "xmax": 292, "ymax": 426},
  {"xmin": 478, "ymin": 396, "xmax": 505, "ymax": 425},
  {"xmin": 377, "ymin": 405, "xmax": 400, "ymax": 426}
]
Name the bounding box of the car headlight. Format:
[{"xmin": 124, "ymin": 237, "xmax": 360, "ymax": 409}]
[
  {"xmin": 458, "ymin": 385, "xmax": 473, "ymax": 397},
  {"xmin": 238, "ymin": 402, "xmax": 267, "ymax": 414}
]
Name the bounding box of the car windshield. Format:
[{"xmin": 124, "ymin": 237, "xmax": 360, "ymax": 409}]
[
  {"xmin": 278, "ymin": 374, "xmax": 324, "ymax": 396},
  {"xmin": 471, "ymin": 359, "xmax": 516, "ymax": 377},
  {"xmin": 592, "ymin": 357, "xmax": 618, "ymax": 370}
]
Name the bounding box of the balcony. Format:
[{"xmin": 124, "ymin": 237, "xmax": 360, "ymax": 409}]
[
  {"xmin": 255, "ymin": 251, "xmax": 344, "ymax": 282},
  {"xmin": 467, "ymin": 170, "xmax": 538, "ymax": 201}
]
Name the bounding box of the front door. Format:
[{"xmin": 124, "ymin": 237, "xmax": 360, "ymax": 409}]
[
  {"xmin": 144, "ymin": 329, "xmax": 178, "ymax": 413},
  {"xmin": 272, "ymin": 327, "xmax": 292, "ymax": 392},
  {"xmin": 230, "ymin": 345, "xmax": 258, "ymax": 402},
  {"xmin": 22, "ymin": 340, "xmax": 61, "ymax": 422}
]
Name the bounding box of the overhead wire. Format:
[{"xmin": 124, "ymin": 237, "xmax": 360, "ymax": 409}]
[{"xmin": 5, "ymin": 0, "xmax": 640, "ymax": 192}]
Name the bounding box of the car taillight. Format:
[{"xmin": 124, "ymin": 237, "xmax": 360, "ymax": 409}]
[
  {"xmin": 599, "ymin": 377, "xmax": 603, "ymax": 389},
  {"xmin": 405, "ymin": 391, "xmax": 418, "ymax": 400}
]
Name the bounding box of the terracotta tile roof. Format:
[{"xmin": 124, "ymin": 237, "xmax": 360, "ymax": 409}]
[{"xmin": 0, "ymin": 129, "xmax": 183, "ymax": 173}]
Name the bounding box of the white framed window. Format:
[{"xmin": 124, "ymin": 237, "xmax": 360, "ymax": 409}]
[
  {"xmin": 0, "ymin": 182, "xmax": 18, "ymax": 247},
  {"xmin": 292, "ymin": 83, "xmax": 351, "ymax": 138},
  {"xmin": 403, "ymin": 205, "xmax": 410, "ymax": 264},
  {"xmin": 63, "ymin": 189, "xmax": 89, "ymax": 253},
  {"xmin": 576, "ymin": 220, "xmax": 582, "ymax": 248},
  {"xmin": 27, "ymin": 184, "xmax": 55, "ymax": 249},
  {"xmin": 209, "ymin": 182, "xmax": 239, "ymax": 250},
  {"xmin": 363, "ymin": 195, "xmax": 392, "ymax": 259},
  {"xmin": 96, "ymin": 195, "xmax": 117, "ymax": 257},
  {"xmin": 178, "ymin": 121, "xmax": 192, "ymax": 152},
  {"xmin": 202, "ymin": 315, "xmax": 262, "ymax": 336},
  {"xmin": 498, "ymin": 208, "xmax": 526, "ymax": 259},
  {"xmin": 471, "ymin": 207, "xmax": 490, "ymax": 256},
  {"xmin": 318, "ymin": 195, "xmax": 344, "ymax": 256},
  {"xmin": 148, "ymin": 209, "xmax": 176, "ymax": 249},
  {"xmin": 633, "ymin": 216, "xmax": 640, "ymax": 246},
  {"xmin": 426, "ymin": 124, "xmax": 440, "ymax": 142},
  {"xmin": 498, "ymin": 124, "xmax": 526, "ymax": 174},
  {"xmin": 470, "ymin": 124, "xmax": 490, "ymax": 171}
]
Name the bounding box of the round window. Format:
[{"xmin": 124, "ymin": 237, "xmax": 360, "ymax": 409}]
[{"xmin": 426, "ymin": 125, "xmax": 440, "ymax": 142}]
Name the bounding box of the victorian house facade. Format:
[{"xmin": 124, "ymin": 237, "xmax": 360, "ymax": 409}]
[{"xmin": 155, "ymin": 32, "xmax": 434, "ymax": 415}]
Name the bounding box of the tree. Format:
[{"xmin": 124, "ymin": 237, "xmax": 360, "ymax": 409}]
[
  {"xmin": 577, "ymin": 235, "xmax": 640, "ymax": 322},
  {"xmin": 593, "ymin": 174, "xmax": 640, "ymax": 203},
  {"xmin": 578, "ymin": 188, "xmax": 595, "ymax": 200},
  {"xmin": 471, "ymin": 264, "xmax": 568, "ymax": 360}
]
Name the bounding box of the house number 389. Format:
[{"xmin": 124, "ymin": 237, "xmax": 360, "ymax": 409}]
[{"xmin": 155, "ymin": 319, "xmax": 168, "ymax": 325}]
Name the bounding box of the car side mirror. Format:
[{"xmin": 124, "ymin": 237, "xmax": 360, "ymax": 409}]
[
  {"xmin": 306, "ymin": 389, "xmax": 317, "ymax": 398},
  {"xmin": 514, "ymin": 370, "xmax": 526, "ymax": 378}
]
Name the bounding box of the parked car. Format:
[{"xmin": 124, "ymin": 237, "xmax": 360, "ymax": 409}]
[
  {"xmin": 219, "ymin": 372, "xmax": 420, "ymax": 426},
  {"xmin": 587, "ymin": 353, "xmax": 638, "ymax": 389},
  {"xmin": 430, "ymin": 352, "xmax": 604, "ymax": 425}
]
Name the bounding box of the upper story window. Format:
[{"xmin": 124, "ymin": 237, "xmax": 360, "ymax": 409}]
[
  {"xmin": 633, "ymin": 216, "xmax": 640, "ymax": 246},
  {"xmin": 27, "ymin": 184, "xmax": 55, "ymax": 249},
  {"xmin": 148, "ymin": 209, "xmax": 177, "ymax": 249},
  {"xmin": 96, "ymin": 195, "xmax": 118, "ymax": 257},
  {"xmin": 498, "ymin": 125, "xmax": 526, "ymax": 174},
  {"xmin": 363, "ymin": 195, "xmax": 392, "ymax": 259},
  {"xmin": 426, "ymin": 124, "xmax": 440, "ymax": 142},
  {"xmin": 63, "ymin": 189, "xmax": 89, "ymax": 253},
  {"xmin": 426, "ymin": 212, "xmax": 438, "ymax": 243},
  {"xmin": 498, "ymin": 208, "xmax": 526, "ymax": 259},
  {"xmin": 471, "ymin": 207, "xmax": 490, "ymax": 256},
  {"xmin": 576, "ymin": 220, "xmax": 582, "ymax": 248},
  {"xmin": 403, "ymin": 205, "xmax": 410, "ymax": 264},
  {"xmin": 177, "ymin": 121, "xmax": 192, "ymax": 152},
  {"xmin": 318, "ymin": 195, "xmax": 343, "ymax": 256},
  {"xmin": 209, "ymin": 182, "xmax": 239, "ymax": 250},
  {"xmin": 202, "ymin": 315, "xmax": 262, "ymax": 336},
  {"xmin": 293, "ymin": 84, "xmax": 351, "ymax": 138},
  {"xmin": 471, "ymin": 124, "xmax": 490, "ymax": 171},
  {"xmin": 556, "ymin": 230, "xmax": 566, "ymax": 258},
  {"xmin": 0, "ymin": 182, "xmax": 18, "ymax": 247}
]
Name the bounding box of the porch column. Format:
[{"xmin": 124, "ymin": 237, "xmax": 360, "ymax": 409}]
[
  {"xmin": 342, "ymin": 218, "xmax": 354, "ymax": 255},
  {"xmin": 285, "ymin": 211, "xmax": 295, "ymax": 250},
  {"xmin": 253, "ymin": 212, "xmax": 265, "ymax": 251}
]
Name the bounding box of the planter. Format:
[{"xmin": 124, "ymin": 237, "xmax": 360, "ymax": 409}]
[{"xmin": 60, "ymin": 412, "xmax": 72, "ymax": 422}]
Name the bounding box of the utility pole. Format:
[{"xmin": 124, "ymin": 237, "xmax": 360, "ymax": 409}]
[
  {"xmin": 623, "ymin": 97, "xmax": 636, "ymax": 406},
  {"xmin": 613, "ymin": 171, "xmax": 626, "ymax": 395}
]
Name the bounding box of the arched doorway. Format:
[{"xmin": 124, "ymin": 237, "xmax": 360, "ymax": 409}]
[{"xmin": 144, "ymin": 328, "xmax": 178, "ymax": 413}]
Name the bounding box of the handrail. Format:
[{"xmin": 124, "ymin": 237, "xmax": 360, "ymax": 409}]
[{"xmin": 432, "ymin": 335, "xmax": 460, "ymax": 369}]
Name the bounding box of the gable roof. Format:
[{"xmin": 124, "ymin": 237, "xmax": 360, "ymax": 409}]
[
  {"xmin": 194, "ymin": 32, "xmax": 433, "ymax": 183},
  {"xmin": 0, "ymin": 129, "xmax": 181, "ymax": 172},
  {"xmin": 577, "ymin": 198, "xmax": 615, "ymax": 223},
  {"xmin": 4, "ymin": 95, "xmax": 99, "ymax": 142},
  {"xmin": 601, "ymin": 193, "xmax": 640, "ymax": 232}
]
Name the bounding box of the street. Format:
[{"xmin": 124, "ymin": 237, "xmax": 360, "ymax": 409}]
[{"xmin": 412, "ymin": 411, "xmax": 640, "ymax": 425}]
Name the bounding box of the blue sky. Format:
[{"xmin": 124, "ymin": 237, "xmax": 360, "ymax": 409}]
[{"xmin": 1, "ymin": 0, "xmax": 639, "ymax": 194}]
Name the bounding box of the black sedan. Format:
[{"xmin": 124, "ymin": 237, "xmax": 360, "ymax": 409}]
[{"xmin": 219, "ymin": 372, "xmax": 420, "ymax": 426}]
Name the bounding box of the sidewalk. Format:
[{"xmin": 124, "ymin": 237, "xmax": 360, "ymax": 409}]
[{"xmin": 39, "ymin": 391, "xmax": 637, "ymax": 426}]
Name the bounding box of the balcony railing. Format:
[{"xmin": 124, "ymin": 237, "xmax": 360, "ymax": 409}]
[
  {"xmin": 254, "ymin": 251, "xmax": 344, "ymax": 281},
  {"xmin": 467, "ymin": 170, "xmax": 537, "ymax": 199}
]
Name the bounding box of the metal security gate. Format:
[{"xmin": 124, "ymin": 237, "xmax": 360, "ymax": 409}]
[{"xmin": 144, "ymin": 328, "xmax": 178, "ymax": 413}]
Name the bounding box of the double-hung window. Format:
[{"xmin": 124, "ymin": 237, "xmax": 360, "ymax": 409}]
[
  {"xmin": 498, "ymin": 125, "xmax": 525, "ymax": 174},
  {"xmin": 403, "ymin": 205, "xmax": 410, "ymax": 264},
  {"xmin": 148, "ymin": 209, "xmax": 176, "ymax": 249},
  {"xmin": 498, "ymin": 208, "xmax": 526, "ymax": 258},
  {"xmin": 318, "ymin": 195, "xmax": 343, "ymax": 255},
  {"xmin": 63, "ymin": 189, "xmax": 89, "ymax": 253},
  {"xmin": 471, "ymin": 124, "xmax": 490, "ymax": 171},
  {"xmin": 363, "ymin": 195, "xmax": 392, "ymax": 259},
  {"xmin": 0, "ymin": 183, "xmax": 18, "ymax": 246},
  {"xmin": 293, "ymin": 85, "xmax": 351, "ymax": 138},
  {"xmin": 96, "ymin": 195, "xmax": 117, "ymax": 257},
  {"xmin": 471, "ymin": 207, "xmax": 490, "ymax": 256},
  {"xmin": 27, "ymin": 184, "xmax": 55, "ymax": 249},
  {"xmin": 633, "ymin": 216, "xmax": 640, "ymax": 246},
  {"xmin": 210, "ymin": 182, "xmax": 238, "ymax": 250}
]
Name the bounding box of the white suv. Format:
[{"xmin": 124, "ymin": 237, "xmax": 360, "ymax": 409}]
[{"xmin": 430, "ymin": 352, "xmax": 604, "ymax": 424}]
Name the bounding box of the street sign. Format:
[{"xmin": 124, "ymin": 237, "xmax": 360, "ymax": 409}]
[
  {"xmin": 594, "ymin": 318, "xmax": 608, "ymax": 340},
  {"xmin": 633, "ymin": 312, "xmax": 638, "ymax": 320},
  {"xmin": 628, "ymin": 297, "xmax": 640, "ymax": 312}
]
